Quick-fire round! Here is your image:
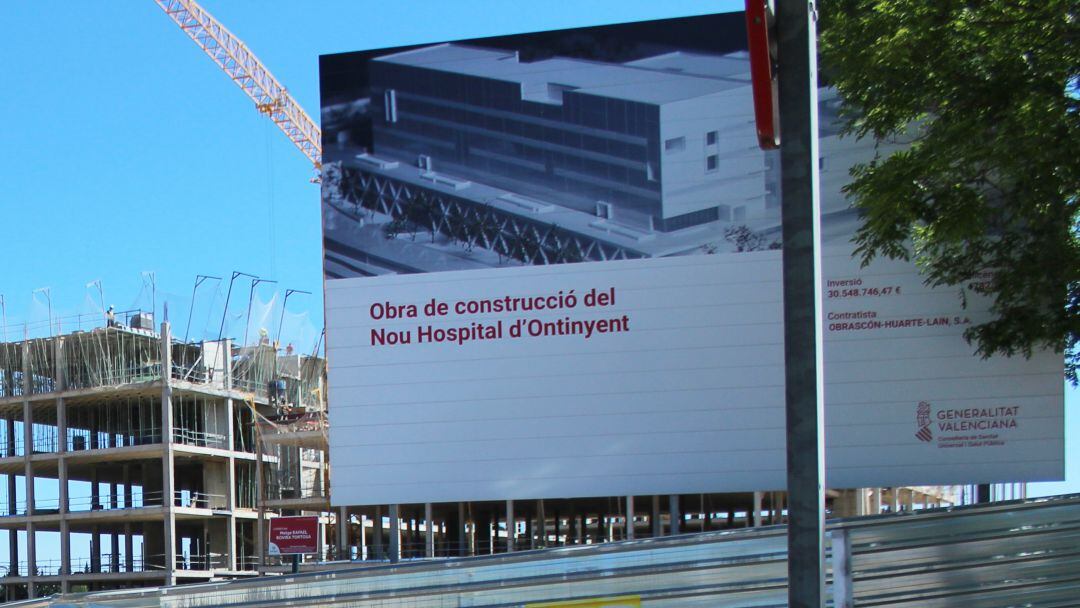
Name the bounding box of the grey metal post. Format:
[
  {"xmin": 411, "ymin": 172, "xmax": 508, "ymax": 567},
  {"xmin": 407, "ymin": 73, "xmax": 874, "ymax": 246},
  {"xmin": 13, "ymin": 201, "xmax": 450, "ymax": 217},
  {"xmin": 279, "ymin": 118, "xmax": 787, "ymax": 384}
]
[
  {"xmin": 372, "ymin": 506, "xmax": 383, "ymax": 560},
  {"xmin": 652, "ymin": 496, "xmax": 661, "ymax": 537},
  {"xmin": 425, "ymin": 503, "xmax": 435, "ymax": 557},
  {"xmin": 777, "ymin": 1, "xmax": 825, "ymax": 606},
  {"xmin": 830, "ymin": 528, "xmax": 853, "ymax": 608},
  {"xmin": 340, "ymin": 506, "xmax": 351, "ymax": 560},
  {"xmin": 625, "ymin": 496, "xmax": 634, "ymax": 540},
  {"xmin": 504, "ymin": 500, "xmax": 514, "ymax": 552},
  {"xmin": 753, "ymin": 491, "xmax": 765, "ymax": 527},
  {"xmin": 669, "ymin": 495, "xmax": 680, "ymax": 535},
  {"xmin": 536, "ymin": 499, "xmax": 546, "ymax": 547},
  {"xmin": 388, "ymin": 504, "xmax": 401, "ymax": 562}
]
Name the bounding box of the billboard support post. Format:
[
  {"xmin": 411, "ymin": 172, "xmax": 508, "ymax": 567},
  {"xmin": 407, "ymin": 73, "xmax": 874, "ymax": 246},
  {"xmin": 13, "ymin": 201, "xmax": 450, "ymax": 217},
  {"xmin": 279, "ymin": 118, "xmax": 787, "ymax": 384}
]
[{"xmin": 777, "ymin": 1, "xmax": 825, "ymax": 606}]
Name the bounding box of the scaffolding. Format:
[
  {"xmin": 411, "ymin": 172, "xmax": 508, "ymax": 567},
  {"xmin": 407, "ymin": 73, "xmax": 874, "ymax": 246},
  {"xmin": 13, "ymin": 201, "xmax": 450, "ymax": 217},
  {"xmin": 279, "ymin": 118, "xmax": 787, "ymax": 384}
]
[
  {"xmin": 63, "ymin": 328, "xmax": 161, "ymax": 390},
  {"xmin": 0, "ymin": 343, "xmax": 24, "ymax": 399}
]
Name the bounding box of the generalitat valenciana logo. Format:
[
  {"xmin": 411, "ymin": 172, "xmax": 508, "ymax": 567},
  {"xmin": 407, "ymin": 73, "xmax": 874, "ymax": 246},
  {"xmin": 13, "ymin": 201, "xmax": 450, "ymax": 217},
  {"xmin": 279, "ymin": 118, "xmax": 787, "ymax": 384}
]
[{"xmin": 915, "ymin": 401, "xmax": 933, "ymax": 442}]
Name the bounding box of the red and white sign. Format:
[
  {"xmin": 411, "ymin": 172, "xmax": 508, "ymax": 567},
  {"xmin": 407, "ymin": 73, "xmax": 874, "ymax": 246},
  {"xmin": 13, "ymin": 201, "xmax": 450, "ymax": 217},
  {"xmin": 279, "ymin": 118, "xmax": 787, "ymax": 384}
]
[{"xmin": 269, "ymin": 516, "xmax": 319, "ymax": 555}]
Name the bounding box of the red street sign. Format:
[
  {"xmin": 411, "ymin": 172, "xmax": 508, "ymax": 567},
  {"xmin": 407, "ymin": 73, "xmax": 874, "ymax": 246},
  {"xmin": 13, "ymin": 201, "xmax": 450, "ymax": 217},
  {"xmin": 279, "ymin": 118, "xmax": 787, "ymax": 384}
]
[
  {"xmin": 269, "ymin": 516, "xmax": 319, "ymax": 555},
  {"xmin": 745, "ymin": 0, "xmax": 779, "ymax": 149}
]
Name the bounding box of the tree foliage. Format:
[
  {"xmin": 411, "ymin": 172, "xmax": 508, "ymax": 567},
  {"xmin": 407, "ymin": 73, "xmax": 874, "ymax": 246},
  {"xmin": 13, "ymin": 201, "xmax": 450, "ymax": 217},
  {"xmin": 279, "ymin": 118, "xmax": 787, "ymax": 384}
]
[{"xmin": 819, "ymin": 0, "xmax": 1080, "ymax": 380}]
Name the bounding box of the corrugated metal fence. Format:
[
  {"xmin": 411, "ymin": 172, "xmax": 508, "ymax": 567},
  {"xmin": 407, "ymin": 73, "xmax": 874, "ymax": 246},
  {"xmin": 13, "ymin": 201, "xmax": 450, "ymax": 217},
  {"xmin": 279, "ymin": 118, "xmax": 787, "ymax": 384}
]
[{"xmin": 19, "ymin": 494, "xmax": 1080, "ymax": 607}]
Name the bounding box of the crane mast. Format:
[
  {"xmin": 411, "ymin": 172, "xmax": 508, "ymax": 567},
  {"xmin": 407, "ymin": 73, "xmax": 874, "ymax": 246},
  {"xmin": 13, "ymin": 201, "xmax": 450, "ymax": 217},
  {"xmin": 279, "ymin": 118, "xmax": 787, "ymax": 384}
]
[{"xmin": 153, "ymin": 0, "xmax": 322, "ymax": 173}]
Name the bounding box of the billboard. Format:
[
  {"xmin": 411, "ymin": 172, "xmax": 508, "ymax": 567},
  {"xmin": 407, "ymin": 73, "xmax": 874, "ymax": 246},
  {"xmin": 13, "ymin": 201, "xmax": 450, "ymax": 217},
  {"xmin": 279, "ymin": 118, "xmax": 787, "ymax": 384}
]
[
  {"xmin": 269, "ymin": 516, "xmax": 320, "ymax": 555},
  {"xmin": 320, "ymin": 13, "xmax": 1063, "ymax": 506}
]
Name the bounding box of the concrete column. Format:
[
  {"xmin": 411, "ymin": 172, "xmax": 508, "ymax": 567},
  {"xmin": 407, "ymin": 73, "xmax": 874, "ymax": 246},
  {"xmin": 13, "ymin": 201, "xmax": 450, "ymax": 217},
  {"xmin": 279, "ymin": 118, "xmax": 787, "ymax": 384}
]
[
  {"xmin": 467, "ymin": 503, "xmax": 476, "ymax": 556},
  {"xmin": 425, "ymin": 503, "xmax": 435, "ymax": 557},
  {"xmin": 91, "ymin": 525, "xmax": 101, "ymax": 572},
  {"xmin": 7, "ymin": 422, "xmax": 16, "ymax": 572},
  {"xmin": 525, "ymin": 505, "xmax": 534, "ymax": 549},
  {"xmin": 669, "ymin": 495, "xmax": 681, "ymax": 535},
  {"xmin": 388, "ymin": 504, "xmax": 400, "ymax": 563},
  {"xmin": 124, "ymin": 523, "xmax": 134, "ymax": 573},
  {"xmin": 536, "ymin": 499, "xmax": 546, "ymax": 548},
  {"xmin": 160, "ymin": 322, "xmax": 177, "ymax": 584},
  {"xmin": 652, "ymin": 496, "xmax": 661, "ymax": 537},
  {"xmin": 22, "ymin": 400, "xmax": 34, "ymax": 512},
  {"xmin": 225, "ymin": 397, "xmax": 236, "ymax": 570},
  {"xmin": 753, "ymin": 492, "xmax": 764, "ymax": 527},
  {"xmin": 22, "ymin": 362, "xmax": 35, "ymax": 594},
  {"xmin": 255, "ymin": 441, "xmax": 265, "ymax": 572},
  {"xmin": 410, "ymin": 511, "xmax": 420, "ymax": 557},
  {"xmin": 457, "ymin": 502, "xmax": 466, "ymax": 557},
  {"xmin": 359, "ymin": 514, "xmax": 367, "ymax": 560},
  {"xmin": 339, "ymin": 506, "xmax": 350, "ymax": 560},
  {"xmin": 625, "ymin": 496, "xmax": 635, "ymax": 540},
  {"xmin": 372, "ymin": 506, "xmax": 383, "ymax": 560},
  {"xmin": 110, "ymin": 530, "xmax": 120, "ymax": 572},
  {"xmin": 59, "ymin": 508, "xmax": 69, "ymax": 577},
  {"xmin": 317, "ymin": 516, "xmax": 327, "ymax": 562},
  {"xmin": 58, "ymin": 397, "xmax": 70, "ymax": 579}
]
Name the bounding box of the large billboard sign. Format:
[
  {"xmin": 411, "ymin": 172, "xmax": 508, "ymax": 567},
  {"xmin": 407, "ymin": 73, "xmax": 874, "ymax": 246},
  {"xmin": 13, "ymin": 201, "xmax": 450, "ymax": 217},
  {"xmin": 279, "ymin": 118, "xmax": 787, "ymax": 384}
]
[{"xmin": 319, "ymin": 13, "xmax": 1063, "ymax": 506}]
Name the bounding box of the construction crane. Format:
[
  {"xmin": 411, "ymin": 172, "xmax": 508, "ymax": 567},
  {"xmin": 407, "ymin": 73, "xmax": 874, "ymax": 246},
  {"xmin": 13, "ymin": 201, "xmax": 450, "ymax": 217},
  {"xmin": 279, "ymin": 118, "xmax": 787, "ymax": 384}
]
[{"xmin": 153, "ymin": 0, "xmax": 322, "ymax": 176}]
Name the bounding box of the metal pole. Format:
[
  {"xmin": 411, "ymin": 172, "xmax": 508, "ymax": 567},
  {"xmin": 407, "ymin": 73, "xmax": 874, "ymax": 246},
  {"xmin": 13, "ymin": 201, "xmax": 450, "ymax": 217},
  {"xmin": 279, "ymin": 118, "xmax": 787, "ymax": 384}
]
[
  {"xmin": 276, "ymin": 289, "xmax": 311, "ymax": 345},
  {"xmin": 87, "ymin": 280, "xmax": 105, "ymax": 326},
  {"xmin": 218, "ymin": 272, "xmax": 256, "ymax": 342},
  {"xmin": 184, "ymin": 275, "xmax": 222, "ymax": 343},
  {"xmin": 1, "ymin": 295, "xmax": 6, "ymax": 342},
  {"xmin": 142, "ymin": 272, "xmax": 156, "ymax": 322},
  {"xmin": 244, "ymin": 278, "xmax": 277, "ymax": 347},
  {"xmin": 34, "ymin": 288, "xmax": 52, "ymax": 337},
  {"xmin": 777, "ymin": 1, "xmax": 825, "ymax": 606}
]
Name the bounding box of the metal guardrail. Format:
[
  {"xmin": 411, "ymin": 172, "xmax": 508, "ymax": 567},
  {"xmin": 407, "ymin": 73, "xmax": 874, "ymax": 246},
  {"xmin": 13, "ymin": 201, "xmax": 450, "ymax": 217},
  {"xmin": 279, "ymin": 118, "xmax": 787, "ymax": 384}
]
[
  {"xmin": 831, "ymin": 495, "xmax": 1080, "ymax": 607},
  {"xmin": 5, "ymin": 494, "xmax": 1079, "ymax": 607},
  {"xmin": 172, "ymin": 490, "xmax": 226, "ymax": 510},
  {"xmin": 172, "ymin": 427, "xmax": 227, "ymax": 449}
]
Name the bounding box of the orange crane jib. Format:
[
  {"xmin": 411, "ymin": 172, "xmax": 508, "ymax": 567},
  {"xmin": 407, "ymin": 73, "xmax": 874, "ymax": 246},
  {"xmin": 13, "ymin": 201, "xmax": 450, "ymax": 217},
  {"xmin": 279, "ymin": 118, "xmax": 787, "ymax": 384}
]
[{"xmin": 153, "ymin": 0, "xmax": 322, "ymax": 174}]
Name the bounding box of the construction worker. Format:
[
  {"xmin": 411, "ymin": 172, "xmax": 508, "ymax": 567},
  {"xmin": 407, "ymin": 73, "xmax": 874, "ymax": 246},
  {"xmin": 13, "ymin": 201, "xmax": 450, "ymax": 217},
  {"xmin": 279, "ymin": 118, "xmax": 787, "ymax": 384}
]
[{"xmin": 106, "ymin": 305, "xmax": 116, "ymax": 328}]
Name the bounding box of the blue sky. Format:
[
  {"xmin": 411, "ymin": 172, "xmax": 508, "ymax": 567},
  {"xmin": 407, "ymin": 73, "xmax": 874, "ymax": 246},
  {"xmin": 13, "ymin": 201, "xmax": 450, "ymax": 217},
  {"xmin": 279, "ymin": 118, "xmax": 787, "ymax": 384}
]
[{"xmin": 0, "ymin": 0, "xmax": 1073, "ymax": 550}]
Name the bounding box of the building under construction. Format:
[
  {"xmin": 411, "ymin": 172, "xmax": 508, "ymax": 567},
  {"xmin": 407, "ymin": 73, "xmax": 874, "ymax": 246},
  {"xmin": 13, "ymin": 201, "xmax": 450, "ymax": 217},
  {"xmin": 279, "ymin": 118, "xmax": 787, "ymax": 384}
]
[
  {"xmin": 0, "ymin": 314, "xmax": 328, "ymax": 600},
  {"xmin": 0, "ymin": 311, "xmax": 987, "ymax": 600}
]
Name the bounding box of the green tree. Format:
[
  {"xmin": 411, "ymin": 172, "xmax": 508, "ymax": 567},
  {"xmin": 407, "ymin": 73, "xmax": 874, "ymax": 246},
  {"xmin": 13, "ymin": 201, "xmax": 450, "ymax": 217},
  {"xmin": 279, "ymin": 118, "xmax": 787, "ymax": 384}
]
[{"xmin": 819, "ymin": 1, "xmax": 1080, "ymax": 380}]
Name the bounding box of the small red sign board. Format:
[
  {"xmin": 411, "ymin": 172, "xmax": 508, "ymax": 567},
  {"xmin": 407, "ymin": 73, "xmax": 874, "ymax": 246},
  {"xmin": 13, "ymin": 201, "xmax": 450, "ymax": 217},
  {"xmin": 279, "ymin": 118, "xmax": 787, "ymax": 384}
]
[{"xmin": 269, "ymin": 516, "xmax": 319, "ymax": 555}]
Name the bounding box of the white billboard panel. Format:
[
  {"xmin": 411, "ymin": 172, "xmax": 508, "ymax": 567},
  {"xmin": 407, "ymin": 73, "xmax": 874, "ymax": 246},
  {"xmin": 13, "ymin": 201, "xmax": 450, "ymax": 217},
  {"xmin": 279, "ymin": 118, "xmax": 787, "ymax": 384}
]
[
  {"xmin": 320, "ymin": 14, "xmax": 1063, "ymax": 506},
  {"xmin": 325, "ymin": 248, "xmax": 1061, "ymax": 505}
]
